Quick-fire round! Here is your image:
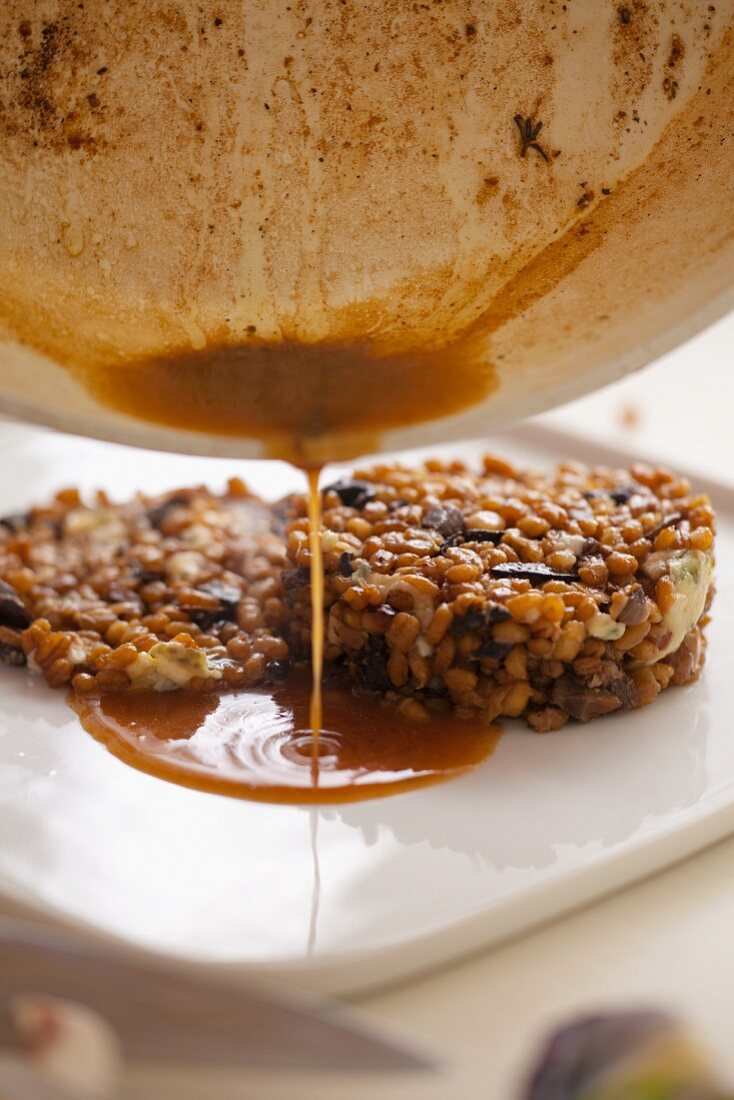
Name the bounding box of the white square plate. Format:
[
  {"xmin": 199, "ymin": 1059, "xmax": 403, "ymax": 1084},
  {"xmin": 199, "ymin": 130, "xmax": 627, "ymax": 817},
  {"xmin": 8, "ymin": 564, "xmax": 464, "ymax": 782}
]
[{"xmin": 0, "ymin": 421, "xmax": 732, "ymax": 995}]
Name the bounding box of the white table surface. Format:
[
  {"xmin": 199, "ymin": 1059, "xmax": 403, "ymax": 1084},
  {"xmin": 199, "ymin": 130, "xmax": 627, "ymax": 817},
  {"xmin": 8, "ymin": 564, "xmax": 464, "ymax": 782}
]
[{"xmin": 7, "ymin": 313, "xmax": 734, "ymax": 1099}]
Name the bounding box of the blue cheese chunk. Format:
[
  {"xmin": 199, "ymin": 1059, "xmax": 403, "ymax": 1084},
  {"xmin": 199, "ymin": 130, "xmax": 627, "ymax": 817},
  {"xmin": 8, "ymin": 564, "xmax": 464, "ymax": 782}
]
[
  {"xmin": 654, "ymin": 550, "xmax": 713, "ymax": 660},
  {"xmin": 587, "ymin": 612, "xmax": 626, "ymax": 641},
  {"xmin": 127, "ymin": 641, "xmax": 222, "ymax": 691}
]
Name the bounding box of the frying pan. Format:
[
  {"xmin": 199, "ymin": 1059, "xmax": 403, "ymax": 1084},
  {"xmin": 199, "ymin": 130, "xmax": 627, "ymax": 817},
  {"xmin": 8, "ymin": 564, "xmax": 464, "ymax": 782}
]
[{"xmin": 0, "ymin": 2, "xmax": 731, "ymax": 460}]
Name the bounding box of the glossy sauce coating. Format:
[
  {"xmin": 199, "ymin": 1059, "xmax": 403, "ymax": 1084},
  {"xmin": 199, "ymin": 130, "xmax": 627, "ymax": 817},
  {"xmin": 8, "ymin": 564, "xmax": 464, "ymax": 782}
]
[{"xmin": 71, "ymin": 671, "xmax": 500, "ymax": 804}]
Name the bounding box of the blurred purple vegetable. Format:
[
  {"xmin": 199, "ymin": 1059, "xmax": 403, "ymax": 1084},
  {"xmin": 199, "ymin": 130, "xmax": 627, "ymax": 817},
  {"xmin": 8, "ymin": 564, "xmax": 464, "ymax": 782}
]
[{"xmin": 522, "ymin": 1010, "xmax": 730, "ymax": 1100}]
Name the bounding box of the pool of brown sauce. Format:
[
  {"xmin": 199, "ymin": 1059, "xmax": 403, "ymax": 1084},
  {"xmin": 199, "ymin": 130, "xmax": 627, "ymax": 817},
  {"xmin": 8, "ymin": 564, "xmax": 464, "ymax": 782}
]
[{"xmin": 71, "ymin": 670, "xmax": 500, "ymax": 804}]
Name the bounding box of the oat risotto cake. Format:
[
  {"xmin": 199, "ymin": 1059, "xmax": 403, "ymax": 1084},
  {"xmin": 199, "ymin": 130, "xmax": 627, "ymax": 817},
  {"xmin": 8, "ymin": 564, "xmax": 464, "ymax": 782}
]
[{"xmin": 0, "ymin": 455, "xmax": 715, "ymax": 732}]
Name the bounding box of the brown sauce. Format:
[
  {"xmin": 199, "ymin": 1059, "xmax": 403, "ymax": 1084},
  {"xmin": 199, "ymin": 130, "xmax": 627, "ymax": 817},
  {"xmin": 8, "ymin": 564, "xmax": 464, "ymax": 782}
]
[
  {"xmin": 70, "ymin": 670, "xmax": 500, "ymax": 804},
  {"xmin": 306, "ymin": 468, "xmax": 324, "ymax": 741},
  {"xmin": 69, "ymin": 338, "xmax": 497, "ymax": 466}
]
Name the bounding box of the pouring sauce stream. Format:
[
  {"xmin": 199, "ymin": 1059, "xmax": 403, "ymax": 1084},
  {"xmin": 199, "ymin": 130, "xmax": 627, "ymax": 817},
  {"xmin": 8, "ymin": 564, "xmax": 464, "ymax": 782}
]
[{"xmin": 306, "ymin": 468, "xmax": 324, "ymax": 744}]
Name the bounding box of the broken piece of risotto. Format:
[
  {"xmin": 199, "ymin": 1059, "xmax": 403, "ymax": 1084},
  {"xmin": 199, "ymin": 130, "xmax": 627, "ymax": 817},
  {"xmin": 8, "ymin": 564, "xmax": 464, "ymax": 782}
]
[{"xmin": 283, "ymin": 456, "xmax": 715, "ymax": 731}]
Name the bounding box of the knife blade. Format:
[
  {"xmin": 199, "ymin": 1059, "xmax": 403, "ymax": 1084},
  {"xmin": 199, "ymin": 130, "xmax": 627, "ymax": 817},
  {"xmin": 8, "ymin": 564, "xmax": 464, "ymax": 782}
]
[{"xmin": 0, "ymin": 917, "xmax": 433, "ymax": 1073}]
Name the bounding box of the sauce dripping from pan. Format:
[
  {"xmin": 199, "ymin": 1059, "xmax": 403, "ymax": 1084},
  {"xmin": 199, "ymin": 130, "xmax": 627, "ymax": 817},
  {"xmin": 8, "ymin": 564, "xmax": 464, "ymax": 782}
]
[
  {"xmin": 57, "ymin": 306, "xmax": 511, "ymax": 800},
  {"xmin": 306, "ymin": 468, "xmax": 324, "ymax": 774}
]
